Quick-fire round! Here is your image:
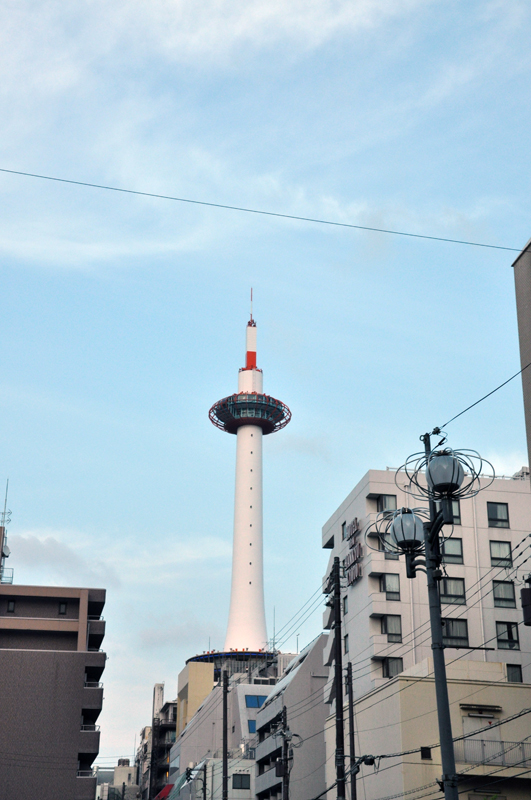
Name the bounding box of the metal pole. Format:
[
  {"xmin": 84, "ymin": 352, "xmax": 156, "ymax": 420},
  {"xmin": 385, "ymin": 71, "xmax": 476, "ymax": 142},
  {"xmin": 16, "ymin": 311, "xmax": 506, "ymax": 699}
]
[
  {"xmin": 421, "ymin": 433, "xmax": 459, "ymax": 800},
  {"xmin": 333, "ymin": 556, "xmax": 346, "ymax": 800},
  {"xmin": 222, "ymin": 670, "xmax": 229, "ymax": 800},
  {"xmin": 282, "ymin": 706, "xmax": 290, "ymax": 800},
  {"xmin": 346, "ymin": 662, "xmax": 356, "ymax": 800},
  {"xmin": 203, "ymin": 762, "xmax": 207, "ymax": 800}
]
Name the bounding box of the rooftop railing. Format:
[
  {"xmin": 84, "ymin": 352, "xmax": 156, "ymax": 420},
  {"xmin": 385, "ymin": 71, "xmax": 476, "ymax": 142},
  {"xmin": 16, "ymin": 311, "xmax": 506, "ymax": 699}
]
[{"xmin": 454, "ymin": 739, "xmax": 531, "ymax": 767}]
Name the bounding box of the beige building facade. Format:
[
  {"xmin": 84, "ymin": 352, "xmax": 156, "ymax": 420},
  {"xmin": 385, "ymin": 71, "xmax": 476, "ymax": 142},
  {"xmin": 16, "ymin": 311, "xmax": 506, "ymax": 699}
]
[{"xmin": 322, "ymin": 468, "xmax": 531, "ymax": 798}]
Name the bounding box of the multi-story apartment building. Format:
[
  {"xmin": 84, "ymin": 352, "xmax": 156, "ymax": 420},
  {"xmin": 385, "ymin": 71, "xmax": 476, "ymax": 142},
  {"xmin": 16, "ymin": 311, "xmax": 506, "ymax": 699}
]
[
  {"xmin": 0, "ymin": 584, "xmax": 106, "ymax": 800},
  {"xmin": 255, "ymin": 635, "xmax": 329, "ymax": 800},
  {"xmin": 322, "ymin": 468, "xmax": 531, "ymax": 798}
]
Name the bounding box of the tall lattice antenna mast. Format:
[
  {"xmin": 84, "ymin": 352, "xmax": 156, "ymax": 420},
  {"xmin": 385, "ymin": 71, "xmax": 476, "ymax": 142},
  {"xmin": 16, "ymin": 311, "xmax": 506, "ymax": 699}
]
[{"xmin": 0, "ymin": 479, "xmax": 12, "ymax": 585}]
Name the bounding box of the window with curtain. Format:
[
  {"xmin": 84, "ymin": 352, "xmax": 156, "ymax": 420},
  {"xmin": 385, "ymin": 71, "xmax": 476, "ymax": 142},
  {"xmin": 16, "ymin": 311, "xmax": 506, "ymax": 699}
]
[
  {"xmin": 507, "ymin": 664, "xmax": 522, "ymax": 683},
  {"xmin": 493, "ymin": 581, "xmax": 516, "ymax": 608},
  {"xmin": 442, "ymin": 618, "xmax": 468, "ymax": 648},
  {"xmin": 496, "ymin": 622, "xmax": 519, "ymax": 650},
  {"xmin": 382, "ymin": 657, "xmax": 403, "ymax": 678},
  {"xmin": 380, "ymin": 573, "xmax": 400, "ymax": 601},
  {"xmin": 487, "ymin": 502, "xmax": 509, "ymax": 528},
  {"xmin": 379, "ymin": 531, "xmax": 399, "ymax": 560},
  {"xmin": 440, "ymin": 578, "xmax": 466, "ymax": 605},
  {"xmin": 440, "ymin": 538, "xmax": 463, "ymax": 564},
  {"xmin": 381, "ymin": 615, "xmax": 402, "ymax": 642},
  {"xmin": 490, "ymin": 541, "xmax": 512, "ymax": 567},
  {"xmin": 435, "ymin": 499, "xmax": 461, "ymax": 525},
  {"xmin": 377, "ymin": 495, "xmax": 397, "ymax": 515}
]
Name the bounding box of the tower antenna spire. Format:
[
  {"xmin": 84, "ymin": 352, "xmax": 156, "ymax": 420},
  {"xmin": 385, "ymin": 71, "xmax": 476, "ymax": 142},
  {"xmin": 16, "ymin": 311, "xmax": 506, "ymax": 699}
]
[
  {"xmin": 250, "ymin": 288, "xmax": 253, "ymax": 324},
  {"xmin": 3, "ymin": 478, "xmax": 9, "ymax": 524}
]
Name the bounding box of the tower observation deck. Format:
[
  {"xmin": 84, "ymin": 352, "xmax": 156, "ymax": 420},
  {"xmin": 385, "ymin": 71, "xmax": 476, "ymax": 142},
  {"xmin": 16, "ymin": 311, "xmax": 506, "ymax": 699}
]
[{"xmin": 209, "ymin": 313, "xmax": 291, "ymax": 651}]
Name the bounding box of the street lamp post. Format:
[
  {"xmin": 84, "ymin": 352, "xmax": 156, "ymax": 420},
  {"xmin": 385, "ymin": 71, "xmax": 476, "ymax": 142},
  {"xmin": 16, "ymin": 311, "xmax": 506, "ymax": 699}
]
[{"xmin": 374, "ymin": 430, "xmax": 494, "ymax": 800}]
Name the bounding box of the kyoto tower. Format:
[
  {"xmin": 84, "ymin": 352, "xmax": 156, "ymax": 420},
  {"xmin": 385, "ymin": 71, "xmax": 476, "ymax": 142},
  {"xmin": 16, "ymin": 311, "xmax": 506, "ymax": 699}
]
[{"xmin": 209, "ymin": 305, "xmax": 291, "ymax": 651}]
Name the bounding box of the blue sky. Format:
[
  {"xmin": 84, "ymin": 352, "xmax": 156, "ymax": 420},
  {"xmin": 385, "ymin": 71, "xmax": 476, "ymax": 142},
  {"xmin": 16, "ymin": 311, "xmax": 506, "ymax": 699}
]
[{"xmin": 1, "ymin": 0, "xmax": 530, "ymax": 764}]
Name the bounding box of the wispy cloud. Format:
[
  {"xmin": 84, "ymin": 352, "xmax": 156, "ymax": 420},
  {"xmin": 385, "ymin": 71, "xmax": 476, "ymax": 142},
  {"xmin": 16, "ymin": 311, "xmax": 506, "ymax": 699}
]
[{"xmin": 8, "ymin": 529, "xmax": 232, "ymax": 590}]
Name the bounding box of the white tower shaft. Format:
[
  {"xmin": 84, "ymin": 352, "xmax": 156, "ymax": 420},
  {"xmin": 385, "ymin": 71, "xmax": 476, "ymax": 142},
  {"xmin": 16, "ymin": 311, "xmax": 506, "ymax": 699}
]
[
  {"xmin": 224, "ymin": 323, "xmax": 267, "ymax": 650},
  {"xmin": 211, "ymin": 312, "xmax": 290, "ymax": 651}
]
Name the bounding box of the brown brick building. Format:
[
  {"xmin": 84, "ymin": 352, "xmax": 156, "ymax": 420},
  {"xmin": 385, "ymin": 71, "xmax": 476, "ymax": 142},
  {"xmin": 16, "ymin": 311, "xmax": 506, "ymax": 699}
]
[{"xmin": 0, "ymin": 584, "xmax": 106, "ymax": 800}]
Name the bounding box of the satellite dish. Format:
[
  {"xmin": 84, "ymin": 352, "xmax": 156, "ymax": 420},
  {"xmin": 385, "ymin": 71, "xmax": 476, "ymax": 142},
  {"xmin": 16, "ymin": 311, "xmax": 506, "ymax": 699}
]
[{"xmin": 2, "ymin": 545, "xmax": 10, "ymax": 557}]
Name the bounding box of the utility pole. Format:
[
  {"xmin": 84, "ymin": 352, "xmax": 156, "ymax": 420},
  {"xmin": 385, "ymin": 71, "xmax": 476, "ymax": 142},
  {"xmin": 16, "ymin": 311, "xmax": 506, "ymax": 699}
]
[
  {"xmin": 421, "ymin": 432, "xmax": 459, "ymax": 800},
  {"xmin": 333, "ymin": 556, "xmax": 346, "ymax": 800},
  {"xmin": 222, "ymin": 670, "xmax": 229, "ymax": 800},
  {"xmin": 281, "ymin": 706, "xmax": 290, "ymax": 800},
  {"xmin": 346, "ymin": 661, "xmax": 356, "ymax": 800}
]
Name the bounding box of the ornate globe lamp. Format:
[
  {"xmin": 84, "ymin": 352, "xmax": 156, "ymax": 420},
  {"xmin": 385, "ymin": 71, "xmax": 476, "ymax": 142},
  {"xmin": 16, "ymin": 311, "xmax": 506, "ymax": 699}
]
[{"xmin": 389, "ymin": 508, "xmax": 425, "ymax": 553}]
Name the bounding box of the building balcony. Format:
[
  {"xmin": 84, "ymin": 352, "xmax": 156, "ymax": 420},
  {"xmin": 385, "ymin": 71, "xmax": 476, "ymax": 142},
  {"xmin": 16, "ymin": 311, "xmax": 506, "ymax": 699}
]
[
  {"xmin": 255, "ymin": 733, "xmax": 282, "ymax": 763},
  {"xmin": 79, "ymin": 727, "xmax": 100, "ymax": 752},
  {"xmin": 455, "ymin": 739, "xmax": 531, "ymax": 769},
  {"xmin": 255, "ymin": 765, "xmax": 282, "ymax": 796},
  {"xmin": 87, "ymin": 619, "xmax": 105, "ymax": 650},
  {"xmin": 75, "ymin": 774, "xmax": 97, "ymax": 800},
  {"xmin": 82, "ymin": 684, "xmax": 103, "ymax": 709},
  {"xmin": 154, "ymin": 717, "xmax": 176, "ymax": 730}
]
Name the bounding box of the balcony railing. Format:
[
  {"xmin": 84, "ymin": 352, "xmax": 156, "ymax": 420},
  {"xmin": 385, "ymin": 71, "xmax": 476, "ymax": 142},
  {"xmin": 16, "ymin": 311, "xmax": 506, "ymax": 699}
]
[
  {"xmin": 0, "ymin": 568, "xmax": 14, "ymax": 584},
  {"xmin": 81, "ymin": 724, "xmax": 100, "ymax": 732},
  {"xmin": 77, "ymin": 770, "xmax": 95, "ymax": 778},
  {"xmin": 454, "ymin": 739, "xmax": 531, "ymax": 767},
  {"xmin": 84, "ymin": 682, "xmax": 103, "ymax": 688}
]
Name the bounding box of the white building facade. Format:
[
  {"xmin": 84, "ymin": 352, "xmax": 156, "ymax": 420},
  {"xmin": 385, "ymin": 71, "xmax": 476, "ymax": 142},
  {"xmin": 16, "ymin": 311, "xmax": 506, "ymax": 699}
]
[{"xmin": 322, "ymin": 468, "xmax": 531, "ymax": 798}]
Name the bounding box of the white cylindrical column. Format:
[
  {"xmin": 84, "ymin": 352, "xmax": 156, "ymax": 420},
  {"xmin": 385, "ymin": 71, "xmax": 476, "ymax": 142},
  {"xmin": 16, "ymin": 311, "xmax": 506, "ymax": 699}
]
[{"xmin": 224, "ymin": 423, "xmax": 267, "ymax": 650}]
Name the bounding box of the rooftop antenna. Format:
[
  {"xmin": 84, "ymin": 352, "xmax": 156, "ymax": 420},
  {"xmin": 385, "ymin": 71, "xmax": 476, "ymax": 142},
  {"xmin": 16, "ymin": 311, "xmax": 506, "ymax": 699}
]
[{"xmin": 0, "ymin": 479, "xmax": 12, "ymax": 585}]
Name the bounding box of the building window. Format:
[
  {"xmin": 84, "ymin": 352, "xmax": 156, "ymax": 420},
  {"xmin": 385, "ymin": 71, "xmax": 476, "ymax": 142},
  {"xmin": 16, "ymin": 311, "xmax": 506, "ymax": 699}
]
[
  {"xmin": 6, "ymin": 600, "xmax": 15, "ymax": 613},
  {"xmin": 382, "ymin": 657, "xmax": 403, "ymax": 678},
  {"xmin": 440, "ymin": 578, "xmax": 466, "ymax": 605},
  {"xmin": 420, "ymin": 747, "xmax": 432, "ymax": 760},
  {"xmin": 342, "ymin": 522, "xmax": 347, "ymax": 540},
  {"xmin": 436, "ymin": 499, "xmax": 461, "ymax": 525},
  {"xmin": 490, "ymin": 541, "xmax": 512, "ymax": 568},
  {"xmin": 344, "ymin": 634, "xmax": 349, "ymax": 654},
  {"xmin": 377, "ymin": 495, "xmax": 397, "ymax": 516},
  {"xmin": 440, "ymin": 538, "xmax": 463, "ymax": 564},
  {"xmin": 496, "ymin": 622, "xmax": 520, "ymax": 650},
  {"xmin": 248, "ymin": 719, "xmax": 256, "ymax": 734},
  {"xmin": 442, "ymin": 618, "xmax": 468, "ymax": 648},
  {"xmin": 232, "ymin": 774, "xmax": 251, "ymax": 789},
  {"xmin": 507, "ymin": 664, "xmax": 522, "ymax": 683},
  {"xmin": 380, "ymin": 573, "xmax": 400, "ymax": 601},
  {"xmin": 381, "ymin": 615, "xmax": 402, "ymax": 643},
  {"xmin": 59, "ymin": 602, "xmax": 67, "ymax": 615},
  {"xmin": 343, "ymin": 595, "xmax": 348, "ymax": 616},
  {"xmin": 487, "ymin": 502, "xmax": 509, "ymax": 528},
  {"xmin": 493, "ymin": 581, "xmax": 516, "ymax": 608},
  {"xmin": 244, "ymin": 695, "xmax": 267, "ymax": 708},
  {"xmin": 379, "ymin": 531, "xmax": 399, "ymax": 560}
]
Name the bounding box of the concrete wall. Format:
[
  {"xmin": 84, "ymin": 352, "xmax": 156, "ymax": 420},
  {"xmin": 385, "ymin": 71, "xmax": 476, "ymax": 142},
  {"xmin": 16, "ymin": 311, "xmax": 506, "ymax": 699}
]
[
  {"xmin": 0, "ymin": 584, "xmax": 106, "ymax": 800},
  {"xmin": 177, "ymin": 661, "xmax": 215, "ymax": 735},
  {"xmin": 325, "ymin": 659, "xmax": 531, "ymax": 800},
  {"xmin": 0, "ymin": 649, "xmax": 106, "ymax": 800},
  {"xmin": 513, "ymin": 239, "xmax": 531, "ymax": 471}
]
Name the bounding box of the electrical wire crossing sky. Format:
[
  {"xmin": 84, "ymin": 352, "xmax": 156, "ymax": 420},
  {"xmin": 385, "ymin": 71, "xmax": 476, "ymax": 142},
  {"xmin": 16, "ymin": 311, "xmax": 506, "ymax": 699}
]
[{"xmin": 209, "ymin": 308, "xmax": 291, "ymax": 650}]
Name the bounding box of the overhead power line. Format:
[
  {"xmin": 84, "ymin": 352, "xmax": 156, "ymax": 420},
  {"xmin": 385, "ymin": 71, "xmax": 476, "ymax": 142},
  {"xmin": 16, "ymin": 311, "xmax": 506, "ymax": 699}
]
[
  {"xmin": 0, "ymin": 167, "xmax": 521, "ymax": 252},
  {"xmin": 440, "ymin": 360, "xmax": 531, "ymax": 429}
]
